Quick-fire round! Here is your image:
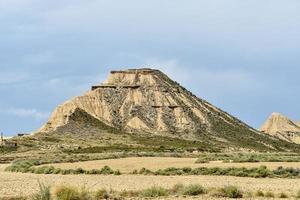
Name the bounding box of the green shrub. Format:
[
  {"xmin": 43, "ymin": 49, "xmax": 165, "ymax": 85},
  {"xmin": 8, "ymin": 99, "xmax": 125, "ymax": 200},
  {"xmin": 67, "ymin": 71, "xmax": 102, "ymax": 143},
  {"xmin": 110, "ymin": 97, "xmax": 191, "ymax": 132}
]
[
  {"xmin": 31, "ymin": 182, "xmax": 51, "ymax": 200},
  {"xmin": 265, "ymin": 191, "xmax": 275, "ymax": 198},
  {"xmin": 220, "ymin": 186, "xmax": 243, "ymax": 198},
  {"xmin": 182, "ymin": 184, "xmax": 206, "ymax": 196},
  {"xmin": 297, "ymin": 190, "xmax": 300, "ymax": 198},
  {"xmin": 55, "ymin": 186, "xmax": 80, "ymax": 200},
  {"xmin": 141, "ymin": 186, "xmax": 169, "ymax": 197},
  {"xmin": 255, "ymin": 190, "xmax": 264, "ymax": 197},
  {"xmin": 278, "ymin": 192, "xmax": 288, "ymax": 198},
  {"xmin": 74, "ymin": 168, "xmax": 86, "ymax": 174},
  {"xmin": 94, "ymin": 189, "xmax": 108, "ymax": 200},
  {"xmin": 100, "ymin": 166, "xmax": 114, "ymax": 175},
  {"xmin": 113, "ymin": 170, "xmax": 121, "ymax": 175}
]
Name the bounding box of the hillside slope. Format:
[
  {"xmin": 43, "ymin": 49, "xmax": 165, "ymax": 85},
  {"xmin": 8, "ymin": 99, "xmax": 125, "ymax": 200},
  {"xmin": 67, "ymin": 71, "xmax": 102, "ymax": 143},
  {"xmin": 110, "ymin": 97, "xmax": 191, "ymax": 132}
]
[{"xmin": 35, "ymin": 68, "xmax": 299, "ymax": 152}]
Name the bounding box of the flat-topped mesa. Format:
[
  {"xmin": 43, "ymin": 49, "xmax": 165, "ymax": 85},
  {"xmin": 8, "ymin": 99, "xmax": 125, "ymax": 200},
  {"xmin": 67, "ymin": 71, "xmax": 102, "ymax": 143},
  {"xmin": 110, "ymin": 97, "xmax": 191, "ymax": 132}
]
[
  {"xmin": 92, "ymin": 68, "xmax": 173, "ymax": 90},
  {"xmin": 37, "ymin": 68, "xmax": 300, "ymax": 151}
]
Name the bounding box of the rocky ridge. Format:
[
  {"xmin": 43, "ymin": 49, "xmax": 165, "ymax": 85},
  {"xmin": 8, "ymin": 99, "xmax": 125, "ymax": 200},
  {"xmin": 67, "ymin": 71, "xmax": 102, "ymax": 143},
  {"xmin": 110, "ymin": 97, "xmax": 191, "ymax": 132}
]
[{"xmin": 260, "ymin": 113, "xmax": 300, "ymax": 144}]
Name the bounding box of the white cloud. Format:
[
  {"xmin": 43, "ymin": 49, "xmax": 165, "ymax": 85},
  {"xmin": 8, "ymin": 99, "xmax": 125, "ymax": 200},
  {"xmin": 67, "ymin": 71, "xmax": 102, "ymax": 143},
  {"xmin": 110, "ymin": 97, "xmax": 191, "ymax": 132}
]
[{"xmin": 5, "ymin": 108, "xmax": 50, "ymax": 120}]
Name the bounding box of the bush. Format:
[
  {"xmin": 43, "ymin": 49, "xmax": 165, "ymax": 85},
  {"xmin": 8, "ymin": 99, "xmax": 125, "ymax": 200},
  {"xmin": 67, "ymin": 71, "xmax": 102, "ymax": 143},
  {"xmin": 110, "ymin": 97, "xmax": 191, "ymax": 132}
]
[
  {"xmin": 297, "ymin": 190, "xmax": 300, "ymax": 198},
  {"xmin": 220, "ymin": 186, "xmax": 243, "ymax": 198},
  {"xmin": 113, "ymin": 170, "xmax": 121, "ymax": 175},
  {"xmin": 31, "ymin": 182, "xmax": 51, "ymax": 200},
  {"xmin": 141, "ymin": 186, "xmax": 169, "ymax": 197},
  {"xmin": 94, "ymin": 189, "xmax": 108, "ymax": 200},
  {"xmin": 265, "ymin": 191, "xmax": 275, "ymax": 198},
  {"xmin": 255, "ymin": 190, "xmax": 264, "ymax": 197},
  {"xmin": 100, "ymin": 166, "xmax": 114, "ymax": 175},
  {"xmin": 55, "ymin": 186, "xmax": 80, "ymax": 200},
  {"xmin": 182, "ymin": 184, "xmax": 206, "ymax": 196},
  {"xmin": 278, "ymin": 192, "xmax": 288, "ymax": 198}
]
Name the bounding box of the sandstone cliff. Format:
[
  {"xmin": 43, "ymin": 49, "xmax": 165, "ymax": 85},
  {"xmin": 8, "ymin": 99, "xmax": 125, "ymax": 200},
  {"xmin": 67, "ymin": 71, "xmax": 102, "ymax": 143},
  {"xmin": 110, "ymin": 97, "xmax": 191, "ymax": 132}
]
[
  {"xmin": 260, "ymin": 113, "xmax": 300, "ymax": 144},
  {"xmin": 36, "ymin": 68, "xmax": 299, "ymax": 151}
]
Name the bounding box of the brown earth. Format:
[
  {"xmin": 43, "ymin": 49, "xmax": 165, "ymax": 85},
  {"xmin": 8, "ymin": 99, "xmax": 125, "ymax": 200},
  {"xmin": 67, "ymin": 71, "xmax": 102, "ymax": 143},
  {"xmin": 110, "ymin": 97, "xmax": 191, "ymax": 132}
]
[
  {"xmin": 0, "ymin": 170, "xmax": 299, "ymax": 198},
  {"xmin": 1, "ymin": 157, "xmax": 300, "ymax": 198},
  {"xmin": 41, "ymin": 157, "xmax": 300, "ymax": 172}
]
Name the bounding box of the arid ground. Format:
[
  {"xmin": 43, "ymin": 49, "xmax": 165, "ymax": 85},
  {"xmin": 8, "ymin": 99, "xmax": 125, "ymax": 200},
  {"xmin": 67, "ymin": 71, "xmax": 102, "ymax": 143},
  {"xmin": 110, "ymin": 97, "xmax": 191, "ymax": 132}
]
[
  {"xmin": 1, "ymin": 157, "xmax": 300, "ymax": 199},
  {"xmin": 41, "ymin": 157, "xmax": 300, "ymax": 172}
]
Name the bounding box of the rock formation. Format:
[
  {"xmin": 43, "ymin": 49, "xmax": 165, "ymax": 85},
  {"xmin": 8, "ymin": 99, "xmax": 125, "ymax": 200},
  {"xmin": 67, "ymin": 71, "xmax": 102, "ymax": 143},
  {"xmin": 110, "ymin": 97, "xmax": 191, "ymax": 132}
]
[
  {"xmin": 39, "ymin": 69, "xmax": 246, "ymax": 136},
  {"xmin": 260, "ymin": 113, "xmax": 300, "ymax": 144},
  {"xmin": 37, "ymin": 68, "xmax": 299, "ymax": 151}
]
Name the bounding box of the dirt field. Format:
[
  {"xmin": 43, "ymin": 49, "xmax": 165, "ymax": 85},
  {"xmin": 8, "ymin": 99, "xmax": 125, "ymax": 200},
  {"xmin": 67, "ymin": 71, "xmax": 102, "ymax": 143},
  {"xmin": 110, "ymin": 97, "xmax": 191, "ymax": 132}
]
[
  {"xmin": 0, "ymin": 170, "xmax": 299, "ymax": 198},
  {"xmin": 1, "ymin": 157, "xmax": 300, "ymax": 199},
  {"xmin": 42, "ymin": 157, "xmax": 300, "ymax": 172}
]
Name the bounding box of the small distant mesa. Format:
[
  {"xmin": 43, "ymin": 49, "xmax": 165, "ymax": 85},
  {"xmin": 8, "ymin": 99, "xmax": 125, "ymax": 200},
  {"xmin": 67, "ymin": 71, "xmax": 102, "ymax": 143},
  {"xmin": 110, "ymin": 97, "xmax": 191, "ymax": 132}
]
[{"xmin": 260, "ymin": 112, "xmax": 300, "ymax": 144}]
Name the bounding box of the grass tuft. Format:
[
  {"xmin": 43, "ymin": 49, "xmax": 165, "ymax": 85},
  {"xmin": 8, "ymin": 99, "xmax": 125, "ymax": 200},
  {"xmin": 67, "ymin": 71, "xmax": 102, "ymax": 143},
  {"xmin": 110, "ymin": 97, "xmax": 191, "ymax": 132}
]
[
  {"xmin": 218, "ymin": 186, "xmax": 243, "ymax": 198},
  {"xmin": 31, "ymin": 182, "xmax": 51, "ymax": 200},
  {"xmin": 182, "ymin": 184, "xmax": 206, "ymax": 196},
  {"xmin": 141, "ymin": 186, "xmax": 169, "ymax": 197}
]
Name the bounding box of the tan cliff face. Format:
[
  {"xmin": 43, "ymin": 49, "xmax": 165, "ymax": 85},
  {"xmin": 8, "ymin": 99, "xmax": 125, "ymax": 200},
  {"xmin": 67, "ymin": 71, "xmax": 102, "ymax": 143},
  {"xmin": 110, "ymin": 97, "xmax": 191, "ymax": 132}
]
[
  {"xmin": 36, "ymin": 68, "xmax": 299, "ymax": 152},
  {"xmin": 260, "ymin": 113, "xmax": 300, "ymax": 144},
  {"xmin": 39, "ymin": 68, "xmax": 251, "ymax": 136},
  {"xmin": 39, "ymin": 69, "xmax": 210, "ymax": 136}
]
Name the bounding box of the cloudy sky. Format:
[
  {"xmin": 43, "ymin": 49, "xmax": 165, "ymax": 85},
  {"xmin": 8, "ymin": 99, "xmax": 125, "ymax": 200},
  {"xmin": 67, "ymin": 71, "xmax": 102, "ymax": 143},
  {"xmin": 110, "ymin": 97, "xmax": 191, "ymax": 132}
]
[{"xmin": 1, "ymin": 0, "xmax": 300, "ymax": 136}]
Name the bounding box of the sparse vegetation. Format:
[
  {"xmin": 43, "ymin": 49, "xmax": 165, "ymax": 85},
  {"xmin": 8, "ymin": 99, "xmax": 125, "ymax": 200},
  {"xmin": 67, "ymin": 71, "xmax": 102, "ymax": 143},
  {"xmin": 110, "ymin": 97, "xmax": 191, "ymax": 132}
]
[
  {"xmin": 278, "ymin": 192, "xmax": 289, "ymax": 198},
  {"xmin": 7, "ymin": 159, "xmax": 300, "ymax": 179},
  {"xmin": 31, "ymin": 182, "xmax": 51, "ymax": 200},
  {"xmin": 5, "ymin": 160, "xmax": 121, "ymax": 175},
  {"xmin": 255, "ymin": 190, "xmax": 265, "ymax": 197},
  {"xmin": 182, "ymin": 184, "xmax": 206, "ymax": 196},
  {"xmin": 134, "ymin": 165, "xmax": 300, "ymax": 178},
  {"xmin": 196, "ymin": 153, "xmax": 300, "ymax": 163},
  {"xmin": 216, "ymin": 186, "xmax": 243, "ymax": 198},
  {"xmin": 265, "ymin": 191, "xmax": 275, "ymax": 198},
  {"xmin": 140, "ymin": 186, "xmax": 169, "ymax": 197},
  {"xmin": 4, "ymin": 183, "xmax": 300, "ymax": 199}
]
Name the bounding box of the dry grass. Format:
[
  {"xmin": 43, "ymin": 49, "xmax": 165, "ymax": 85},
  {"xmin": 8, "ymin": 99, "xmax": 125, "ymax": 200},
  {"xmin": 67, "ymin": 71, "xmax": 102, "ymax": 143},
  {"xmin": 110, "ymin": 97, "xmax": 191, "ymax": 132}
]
[
  {"xmin": 40, "ymin": 157, "xmax": 300, "ymax": 172},
  {"xmin": 0, "ymin": 171, "xmax": 298, "ymax": 197},
  {"xmin": 1, "ymin": 157, "xmax": 300, "ymax": 198}
]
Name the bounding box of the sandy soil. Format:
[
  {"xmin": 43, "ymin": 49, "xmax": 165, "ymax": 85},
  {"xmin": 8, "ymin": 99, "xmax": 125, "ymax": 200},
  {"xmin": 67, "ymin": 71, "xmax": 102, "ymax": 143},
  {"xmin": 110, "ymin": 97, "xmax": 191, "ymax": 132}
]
[
  {"xmin": 1, "ymin": 158, "xmax": 300, "ymax": 199},
  {"xmin": 41, "ymin": 157, "xmax": 300, "ymax": 172},
  {"xmin": 0, "ymin": 168, "xmax": 299, "ymax": 198}
]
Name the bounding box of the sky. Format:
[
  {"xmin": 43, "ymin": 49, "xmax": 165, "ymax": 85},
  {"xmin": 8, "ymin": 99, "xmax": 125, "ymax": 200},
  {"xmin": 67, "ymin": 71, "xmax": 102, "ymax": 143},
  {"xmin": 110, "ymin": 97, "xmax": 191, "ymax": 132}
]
[{"xmin": 1, "ymin": 0, "xmax": 300, "ymax": 136}]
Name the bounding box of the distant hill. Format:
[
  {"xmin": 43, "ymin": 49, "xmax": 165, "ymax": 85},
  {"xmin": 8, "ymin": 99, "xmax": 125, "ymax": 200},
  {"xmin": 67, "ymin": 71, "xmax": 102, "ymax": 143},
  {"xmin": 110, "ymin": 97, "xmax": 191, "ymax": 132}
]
[
  {"xmin": 260, "ymin": 113, "xmax": 300, "ymax": 144},
  {"xmin": 32, "ymin": 68, "xmax": 299, "ymax": 152}
]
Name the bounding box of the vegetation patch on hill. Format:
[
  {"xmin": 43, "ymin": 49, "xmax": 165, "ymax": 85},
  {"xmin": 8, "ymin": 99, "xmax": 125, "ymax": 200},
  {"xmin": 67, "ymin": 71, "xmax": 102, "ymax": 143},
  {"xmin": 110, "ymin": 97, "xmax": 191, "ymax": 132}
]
[
  {"xmin": 195, "ymin": 153, "xmax": 300, "ymax": 163},
  {"xmin": 6, "ymin": 160, "xmax": 300, "ymax": 178},
  {"xmin": 134, "ymin": 166, "xmax": 300, "ymax": 178}
]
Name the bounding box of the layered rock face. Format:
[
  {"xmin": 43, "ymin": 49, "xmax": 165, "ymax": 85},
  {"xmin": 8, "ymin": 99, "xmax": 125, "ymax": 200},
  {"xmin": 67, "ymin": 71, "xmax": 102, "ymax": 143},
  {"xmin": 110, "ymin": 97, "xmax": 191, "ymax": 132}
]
[
  {"xmin": 260, "ymin": 113, "xmax": 300, "ymax": 144},
  {"xmin": 36, "ymin": 68, "xmax": 300, "ymax": 151},
  {"xmin": 39, "ymin": 68, "xmax": 252, "ymax": 137}
]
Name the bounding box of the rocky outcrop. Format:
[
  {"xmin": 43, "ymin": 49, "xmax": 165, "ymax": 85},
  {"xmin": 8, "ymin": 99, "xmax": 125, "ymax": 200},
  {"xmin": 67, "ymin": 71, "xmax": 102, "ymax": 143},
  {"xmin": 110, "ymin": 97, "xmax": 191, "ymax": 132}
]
[
  {"xmin": 260, "ymin": 113, "xmax": 300, "ymax": 144},
  {"xmin": 37, "ymin": 68, "xmax": 299, "ymax": 151},
  {"xmin": 39, "ymin": 68, "xmax": 218, "ymax": 137}
]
